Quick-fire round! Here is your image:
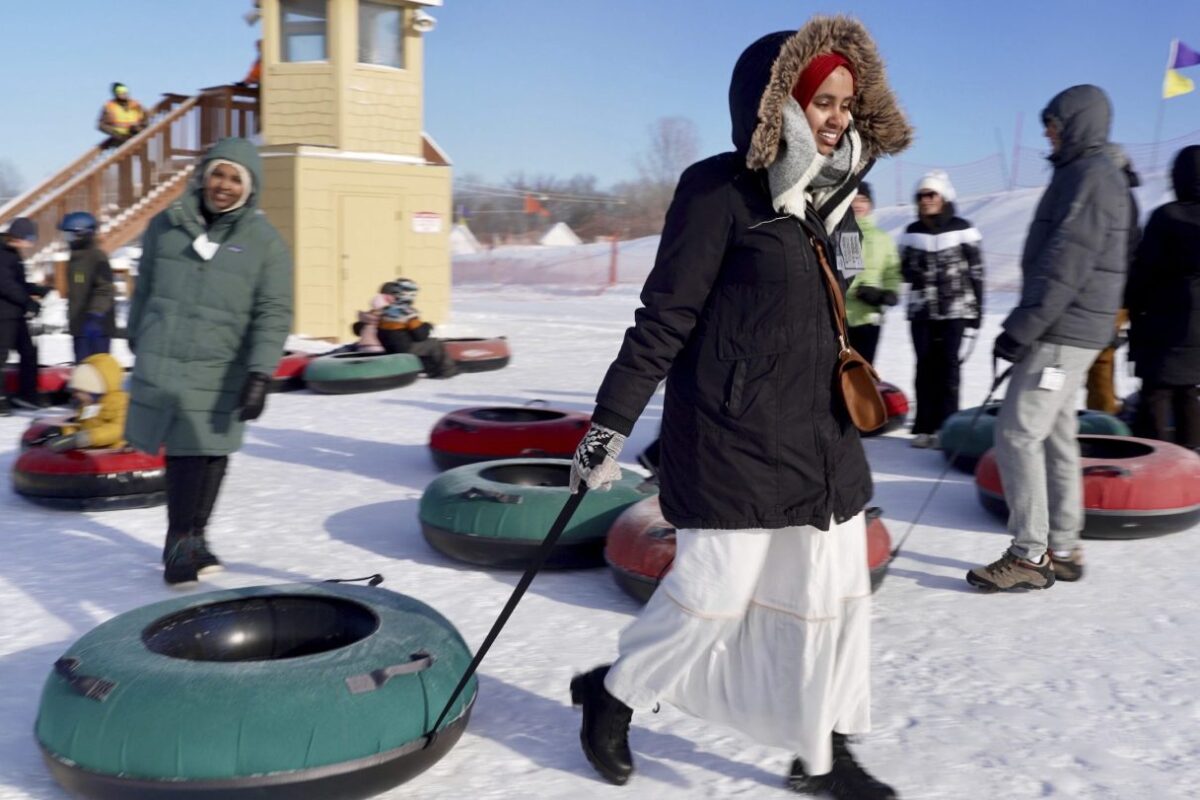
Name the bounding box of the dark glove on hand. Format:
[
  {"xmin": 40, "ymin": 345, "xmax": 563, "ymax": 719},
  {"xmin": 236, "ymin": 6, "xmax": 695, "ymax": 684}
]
[
  {"xmin": 569, "ymin": 422, "xmax": 627, "ymax": 493},
  {"xmin": 411, "ymin": 322, "xmax": 432, "ymax": 342},
  {"xmin": 24, "ymin": 298, "xmax": 41, "ymax": 316},
  {"xmin": 880, "ymin": 290, "xmax": 899, "ymax": 307},
  {"xmin": 966, "ymin": 316, "xmax": 982, "ymax": 330},
  {"xmin": 855, "ymin": 285, "xmax": 885, "ymax": 306},
  {"xmin": 993, "ymin": 332, "xmax": 1029, "ymax": 363},
  {"xmin": 27, "ymin": 284, "xmax": 50, "ymax": 298},
  {"xmin": 237, "ymin": 372, "xmax": 271, "ymax": 422}
]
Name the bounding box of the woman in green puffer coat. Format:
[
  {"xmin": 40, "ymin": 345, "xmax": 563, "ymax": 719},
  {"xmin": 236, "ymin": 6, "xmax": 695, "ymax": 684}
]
[
  {"xmin": 844, "ymin": 181, "xmax": 901, "ymax": 365},
  {"xmin": 125, "ymin": 137, "xmax": 293, "ymax": 585}
]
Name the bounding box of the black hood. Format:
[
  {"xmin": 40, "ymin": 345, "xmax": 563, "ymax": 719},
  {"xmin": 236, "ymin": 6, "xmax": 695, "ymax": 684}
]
[
  {"xmin": 1043, "ymin": 84, "xmax": 1112, "ymax": 167},
  {"xmin": 729, "ymin": 32, "xmax": 793, "ymax": 157},
  {"xmin": 1172, "ymin": 144, "xmax": 1200, "ymax": 202}
]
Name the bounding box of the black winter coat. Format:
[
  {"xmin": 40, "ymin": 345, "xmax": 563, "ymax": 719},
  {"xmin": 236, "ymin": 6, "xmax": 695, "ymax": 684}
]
[
  {"xmin": 588, "ymin": 24, "xmax": 920, "ymax": 531},
  {"xmin": 1126, "ymin": 145, "xmax": 1200, "ymax": 385},
  {"xmin": 0, "ymin": 243, "xmax": 35, "ymax": 321},
  {"xmin": 66, "ymin": 244, "xmax": 116, "ymax": 337}
]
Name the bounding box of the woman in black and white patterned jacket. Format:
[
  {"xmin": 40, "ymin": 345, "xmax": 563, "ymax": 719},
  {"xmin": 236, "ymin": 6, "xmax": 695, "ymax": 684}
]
[{"xmin": 900, "ymin": 170, "xmax": 984, "ymax": 447}]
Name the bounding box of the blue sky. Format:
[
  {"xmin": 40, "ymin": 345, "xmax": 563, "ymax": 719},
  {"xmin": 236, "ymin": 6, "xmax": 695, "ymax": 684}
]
[{"xmin": 5, "ymin": 1, "xmax": 1200, "ymax": 205}]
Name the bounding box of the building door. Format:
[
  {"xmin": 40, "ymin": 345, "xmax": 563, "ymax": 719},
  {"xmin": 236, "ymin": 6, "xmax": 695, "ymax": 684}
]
[{"xmin": 338, "ymin": 195, "xmax": 400, "ymax": 336}]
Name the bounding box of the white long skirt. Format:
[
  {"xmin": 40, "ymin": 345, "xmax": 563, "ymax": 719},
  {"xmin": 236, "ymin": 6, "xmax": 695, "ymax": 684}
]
[{"xmin": 604, "ymin": 512, "xmax": 871, "ymax": 775}]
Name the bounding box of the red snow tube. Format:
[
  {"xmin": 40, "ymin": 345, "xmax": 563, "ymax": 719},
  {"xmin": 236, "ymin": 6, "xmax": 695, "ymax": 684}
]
[
  {"xmin": 975, "ymin": 435, "xmax": 1200, "ymax": 539},
  {"xmin": 13, "ymin": 423, "xmax": 166, "ymax": 511},
  {"xmin": 441, "ymin": 338, "xmax": 511, "ymax": 373},
  {"xmin": 3, "ymin": 365, "xmax": 72, "ymax": 400},
  {"xmin": 271, "ymin": 352, "xmax": 312, "ymax": 392},
  {"xmin": 604, "ymin": 497, "xmax": 893, "ymax": 603},
  {"xmin": 861, "ymin": 381, "xmax": 909, "ymax": 437},
  {"xmin": 428, "ymin": 406, "xmax": 590, "ymax": 470}
]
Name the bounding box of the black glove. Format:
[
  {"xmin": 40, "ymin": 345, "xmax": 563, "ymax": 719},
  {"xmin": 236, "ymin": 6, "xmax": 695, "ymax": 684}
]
[
  {"xmin": 569, "ymin": 423, "xmax": 627, "ymax": 493},
  {"xmin": 27, "ymin": 284, "xmax": 50, "ymax": 298},
  {"xmin": 237, "ymin": 372, "xmax": 271, "ymax": 422},
  {"xmin": 880, "ymin": 290, "xmax": 899, "ymax": 307},
  {"xmin": 855, "ymin": 285, "xmax": 885, "ymax": 306},
  {"xmin": 993, "ymin": 332, "xmax": 1029, "ymax": 363},
  {"xmin": 966, "ymin": 316, "xmax": 982, "ymax": 330},
  {"xmin": 411, "ymin": 322, "xmax": 432, "ymax": 342},
  {"xmin": 24, "ymin": 298, "xmax": 41, "ymax": 316}
]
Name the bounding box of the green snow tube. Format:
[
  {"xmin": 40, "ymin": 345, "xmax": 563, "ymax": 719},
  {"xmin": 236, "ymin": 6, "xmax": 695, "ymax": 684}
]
[
  {"xmin": 35, "ymin": 582, "xmax": 476, "ymax": 800},
  {"xmin": 938, "ymin": 404, "xmax": 1130, "ymax": 472},
  {"xmin": 420, "ymin": 458, "xmax": 657, "ymax": 569},
  {"xmin": 303, "ymin": 352, "xmax": 422, "ymax": 394}
]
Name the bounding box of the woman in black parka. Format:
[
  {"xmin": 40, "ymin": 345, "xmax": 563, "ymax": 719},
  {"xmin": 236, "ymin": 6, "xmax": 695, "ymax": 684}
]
[
  {"xmin": 1126, "ymin": 145, "xmax": 1200, "ymax": 449},
  {"xmin": 566, "ymin": 16, "xmax": 911, "ymax": 798}
]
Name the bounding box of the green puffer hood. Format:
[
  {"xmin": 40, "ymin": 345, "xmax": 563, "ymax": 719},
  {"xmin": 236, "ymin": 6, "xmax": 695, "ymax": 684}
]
[{"xmin": 197, "ymin": 137, "xmax": 263, "ymax": 210}]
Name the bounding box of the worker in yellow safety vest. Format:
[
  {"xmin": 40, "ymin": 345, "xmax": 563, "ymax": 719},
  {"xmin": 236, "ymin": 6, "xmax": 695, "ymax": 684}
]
[{"xmin": 97, "ymin": 83, "xmax": 147, "ymax": 146}]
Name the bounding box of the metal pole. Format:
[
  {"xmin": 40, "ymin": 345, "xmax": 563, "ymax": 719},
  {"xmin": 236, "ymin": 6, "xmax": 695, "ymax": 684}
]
[
  {"xmin": 1009, "ymin": 112, "xmax": 1023, "ymax": 190},
  {"xmin": 1150, "ymin": 99, "xmax": 1166, "ymax": 175},
  {"xmin": 994, "ymin": 127, "xmax": 1010, "ymax": 191}
]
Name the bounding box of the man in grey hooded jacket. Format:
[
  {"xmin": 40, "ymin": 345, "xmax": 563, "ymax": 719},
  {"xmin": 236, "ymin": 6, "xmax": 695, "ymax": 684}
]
[{"xmin": 968, "ymin": 84, "xmax": 1130, "ymax": 592}]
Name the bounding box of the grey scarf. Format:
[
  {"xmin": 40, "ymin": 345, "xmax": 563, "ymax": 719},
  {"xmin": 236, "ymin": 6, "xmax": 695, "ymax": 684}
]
[{"xmin": 767, "ymin": 97, "xmax": 861, "ymax": 233}]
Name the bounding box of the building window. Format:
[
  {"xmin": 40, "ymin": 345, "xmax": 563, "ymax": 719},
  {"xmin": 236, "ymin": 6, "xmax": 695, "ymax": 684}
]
[
  {"xmin": 359, "ymin": 1, "xmax": 404, "ymax": 69},
  {"xmin": 281, "ymin": 0, "xmax": 328, "ymax": 62}
]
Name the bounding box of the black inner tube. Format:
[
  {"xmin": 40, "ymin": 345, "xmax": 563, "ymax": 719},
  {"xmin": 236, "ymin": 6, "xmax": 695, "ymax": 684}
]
[
  {"xmin": 468, "ymin": 408, "xmax": 566, "ymax": 423},
  {"xmin": 142, "ymin": 596, "xmax": 380, "ymax": 662},
  {"xmin": 478, "ymin": 462, "xmax": 570, "ymax": 488},
  {"xmin": 1078, "ymin": 437, "xmax": 1155, "ymax": 460}
]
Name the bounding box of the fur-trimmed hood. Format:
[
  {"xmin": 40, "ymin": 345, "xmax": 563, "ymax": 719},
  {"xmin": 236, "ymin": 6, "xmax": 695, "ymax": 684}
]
[{"xmin": 730, "ymin": 16, "xmax": 913, "ymax": 170}]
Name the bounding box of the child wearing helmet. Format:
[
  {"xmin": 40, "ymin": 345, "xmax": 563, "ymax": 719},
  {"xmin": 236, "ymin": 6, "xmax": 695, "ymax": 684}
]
[
  {"xmin": 39, "ymin": 353, "xmax": 129, "ymax": 452},
  {"xmin": 374, "ymin": 278, "xmax": 458, "ymax": 378},
  {"xmin": 59, "ymin": 211, "xmax": 114, "ymax": 362}
]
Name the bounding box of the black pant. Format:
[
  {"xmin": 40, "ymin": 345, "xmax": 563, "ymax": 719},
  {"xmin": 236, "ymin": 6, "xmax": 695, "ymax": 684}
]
[
  {"xmin": 1136, "ymin": 383, "xmax": 1200, "ymax": 449},
  {"xmin": 847, "ymin": 324, "xmax": 881, "ymax": 366},
  {"xmin": 377, "ymin": 330, "xmax": 458, "ymax": 378},
  {"xmin": 0, "ymin": 316, "xmax": 38, "ymax": 399},
  {"xmin": 910, "ymin": 318, "xmax": 966, "ymax": 435},
  {"xmin": 164, "ymin": 456, "xmax": 229, "ymax": 536}
]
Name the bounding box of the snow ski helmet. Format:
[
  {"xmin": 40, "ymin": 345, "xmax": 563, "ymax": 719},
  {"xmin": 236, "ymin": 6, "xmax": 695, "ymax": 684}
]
[{"xmin": 382, "ymin": 278, "xmax": 418, "ymax": 303}]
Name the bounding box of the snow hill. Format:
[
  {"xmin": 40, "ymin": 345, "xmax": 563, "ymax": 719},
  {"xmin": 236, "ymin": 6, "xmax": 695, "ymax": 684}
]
[{"xmin": 1, "ymin": 175, "xmax": 1196, "ymax": 800}]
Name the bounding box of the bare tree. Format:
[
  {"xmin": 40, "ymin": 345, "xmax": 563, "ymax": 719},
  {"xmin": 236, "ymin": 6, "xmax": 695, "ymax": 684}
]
[
  {"xmin": 624, "ymin": 116, "xmax": 699, "ymax": 236},
  {"xmin": 0, "ymin": 159, "xmax": 22, "ymax": 205}
]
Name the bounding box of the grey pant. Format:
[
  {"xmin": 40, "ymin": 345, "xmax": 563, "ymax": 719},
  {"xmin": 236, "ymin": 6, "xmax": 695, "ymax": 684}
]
[{"xmin": 995, "ymin": 341, "xmax": 1100, "ymax": 561}]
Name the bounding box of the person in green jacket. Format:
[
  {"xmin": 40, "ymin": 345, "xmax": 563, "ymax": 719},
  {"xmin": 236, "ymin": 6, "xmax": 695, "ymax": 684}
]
[
  {"xmin": 126, "ymin": 137, "xmax": 293, "ymax": 586},
  {"xmin": 845, "ymin": 182, "xmax": 900, "ymax": 365},
  {"xmin": 58, "ymin": 212, "xmax": 115, "ymax": 362}
]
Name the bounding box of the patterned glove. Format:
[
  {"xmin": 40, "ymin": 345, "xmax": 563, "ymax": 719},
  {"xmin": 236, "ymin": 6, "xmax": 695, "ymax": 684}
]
[{"xmin": 569, "ymin": 423, "xmax": 627, "ymax": 494}]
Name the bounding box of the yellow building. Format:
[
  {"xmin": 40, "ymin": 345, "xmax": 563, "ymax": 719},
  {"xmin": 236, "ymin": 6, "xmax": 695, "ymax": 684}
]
[{"xmin": 257, "ymin": 0, "xmax": 450, "ymax": 340}]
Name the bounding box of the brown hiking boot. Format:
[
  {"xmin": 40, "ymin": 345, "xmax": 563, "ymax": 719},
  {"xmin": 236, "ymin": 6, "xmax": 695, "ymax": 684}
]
[
  {"xmin": 967, "ymin": 550, "xmax": 1055, "ymax": 592},
  {"xmin": 1048, "ymin": 547, "xmax": 1085, "ymax": 582}
]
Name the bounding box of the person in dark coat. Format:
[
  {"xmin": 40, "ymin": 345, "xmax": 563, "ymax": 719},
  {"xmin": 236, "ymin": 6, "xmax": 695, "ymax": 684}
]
[
  {"xmin": 126, "ymin": 138, "xmax": 293, "ymax": 586},
  {"xmin": 899, "ymin": 170, "xmax": 984, "ymax": 447},
  {"xmin": 970, "ymin": 85, "xmax": 1130, "ymax": 592},
  {"xmin": 1126, "ymin": 145, "xmax": 1200, "ymax": 449},
  {"xmin": 59, "ymin": 212, "xmax": 116, "ymax": 362},
  {"xmin": 566, "ymin": 16, "xmax": 912, "ymax": 799},
  {"xmin": 0, "ymin": 217, "xmax": 49, "ymax": 414}
]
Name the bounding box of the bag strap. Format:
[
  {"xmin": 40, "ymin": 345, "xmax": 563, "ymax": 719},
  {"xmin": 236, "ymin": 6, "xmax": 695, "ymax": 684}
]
[{"xmin": 809, "ymin": 236, "xmax": 852, "ymax": 357}]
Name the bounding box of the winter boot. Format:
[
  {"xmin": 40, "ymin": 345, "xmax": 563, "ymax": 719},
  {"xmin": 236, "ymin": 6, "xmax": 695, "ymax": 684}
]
[
  {"xmin": 967, "ymin": 549, "xmax": 1055, "ymax": 592},
  {"xmin": 787, "ymin": 734, "xmax": 898, "ymax": 799},
  {"xmin": 1048, "ymin": 547, "xmax": 1085, "ymax": 582},
  {"xmin": 163, "ymin": 536, "xmax": 200, "ymax": 586},
  {"xmin": 161, "ymin": 530, "xmax": 188, "ymax": 564},
  {"xmin": 192, "ymin": 530, "xmax": 224, "ymax": 575},
  {"xmin": 570, "ymin": 665, "xmax": 634, "ymax": 785}
]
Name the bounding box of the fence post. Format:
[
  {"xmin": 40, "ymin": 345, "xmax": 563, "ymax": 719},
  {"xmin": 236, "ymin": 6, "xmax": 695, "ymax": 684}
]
[{"xmin": 1009, "ymin": 112, "xmax": 1023, "ymax": 190}]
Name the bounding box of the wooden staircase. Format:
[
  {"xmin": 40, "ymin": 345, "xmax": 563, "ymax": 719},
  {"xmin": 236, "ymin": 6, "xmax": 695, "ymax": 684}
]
[{"xmin": 0, "ymin": 85, "xmax": 259, "ymax": 277}]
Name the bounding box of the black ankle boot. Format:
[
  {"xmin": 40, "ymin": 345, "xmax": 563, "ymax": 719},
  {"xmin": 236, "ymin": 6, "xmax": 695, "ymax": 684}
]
[
  {"xmin": 569, "ymin": 665, "xmax": 634, "ymax": 785},
  {"xmin": 192, "ymin": 530, "xmax": 223, "ymax": 574},
  {"xmin": 787, "ymin": 734, "xmax": 897, "ymax": 799},
  {"xmin": 162, "ymin": 530, "xmax": 188, "ymax": 565},
  {"xmin": 163, "ymin": 536, "xmax": 200, "ymax": 586}
]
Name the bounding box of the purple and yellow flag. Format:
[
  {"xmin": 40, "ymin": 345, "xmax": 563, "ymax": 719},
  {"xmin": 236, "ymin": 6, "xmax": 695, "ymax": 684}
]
[{"xmin": 1164, "ymin": 39, "xmax": 1200, "ymax": 99}]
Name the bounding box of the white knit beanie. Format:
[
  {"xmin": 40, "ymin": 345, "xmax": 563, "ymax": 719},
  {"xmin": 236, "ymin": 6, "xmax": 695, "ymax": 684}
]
[
  {"xmin": 68, "ymin": 363, "xmax": 106, "ymax": 396},
  {"xmin": 915, "ymin": 169, "xmax": 956, "ymax": 203},
  {"xmin": 202, "ymin": 158, "xmax": 254, "ymax": 214}
]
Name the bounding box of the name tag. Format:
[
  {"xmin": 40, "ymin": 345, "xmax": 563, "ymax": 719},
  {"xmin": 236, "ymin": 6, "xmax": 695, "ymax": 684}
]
[
  {"xmin": 838, "ymin": 232, "xmax": 865, "ymax": 277},
  {"xmin": 1038, "ymin": 367, "xmax": 1066, "ymax": 392}
]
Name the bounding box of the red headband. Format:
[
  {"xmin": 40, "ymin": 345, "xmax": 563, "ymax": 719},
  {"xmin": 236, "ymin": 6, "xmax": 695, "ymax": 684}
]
[{"xmin": 792, "ymin": 53, "xmax": 856, "ymax": 109}]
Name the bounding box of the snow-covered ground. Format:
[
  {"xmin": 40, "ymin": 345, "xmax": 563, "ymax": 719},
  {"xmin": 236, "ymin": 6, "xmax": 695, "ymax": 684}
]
[{"xmin": 3, "ymin": 177, "xmax": 1197, "ymax": 799}]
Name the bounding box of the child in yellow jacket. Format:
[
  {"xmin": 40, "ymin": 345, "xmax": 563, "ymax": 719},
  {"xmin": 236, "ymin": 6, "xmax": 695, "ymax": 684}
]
[{"xmin": 45, "ymin": 353, "xmax": 128, "ymax": 451}]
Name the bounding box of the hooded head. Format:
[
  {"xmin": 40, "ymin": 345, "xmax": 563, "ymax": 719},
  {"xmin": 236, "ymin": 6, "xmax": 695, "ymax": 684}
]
[
  {"xmin": 1041, "ymin": 84, "xmax": 1112, "ymax": 166},
  {"xmin": 1172, "ymin": 145, "xmax": 1200, "ymax": 203},
  {"xmin": 68, "ymin": 353, "xmax": 123, "ymax": 398},
  {"xmin": 196, "ymin": 138, "xmax": 263, "ymax": 217},
  {"xmin": 729, "ymin": 16, "xmax": 912, "ymax": 171}
]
